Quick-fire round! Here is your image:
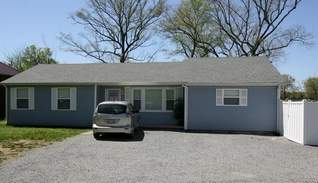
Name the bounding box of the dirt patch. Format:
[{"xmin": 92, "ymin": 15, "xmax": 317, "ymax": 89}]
[
  {"xmin": 0, "ymin": 140, "xmax": 51, "ymax": 163},
  {"xmin": 81, "ymin": 131, "xmax": 93, "ymax": 135}
]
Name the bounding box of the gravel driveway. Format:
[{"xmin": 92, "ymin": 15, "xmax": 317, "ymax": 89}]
[{"xmin": 0, "ymin": 129, "xmax": 318, "ymax": 183}]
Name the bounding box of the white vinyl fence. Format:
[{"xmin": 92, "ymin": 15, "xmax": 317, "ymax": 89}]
[{"xmin": 279, "ymin": 100, "xmax": 318, "ymax": 145}]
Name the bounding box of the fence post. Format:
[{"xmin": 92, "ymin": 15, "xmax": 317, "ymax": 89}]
[{"xmin": 277, "ymin": 86, "xmax": 281, "ymax": 135}]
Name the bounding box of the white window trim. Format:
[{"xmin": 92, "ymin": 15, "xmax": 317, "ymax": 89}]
[
  {"xmin": 57, "ymin": 87, "xmax": 71, "ymax": 110},
  {"xmin": 13, "ymin": 87, "xmax": 34, "ymax": 110},
  {"xmin": 217, "ymin": 88, "xmax": 248, "ymax": 106},
  {"xmin": 105, "ymin": 88, "xmax": 121, "ymax": 101},
  {"xmin": 131, "ymin": 87, "xmax": 176, "ymax": 112}
]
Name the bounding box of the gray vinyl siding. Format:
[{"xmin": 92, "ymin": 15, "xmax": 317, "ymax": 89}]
[
  {"xmin": 138, "ymin": 112, "xmax": 177, "ymax": 126},
  {"xmin": 7, "ymin": 85, "xmax": 95, "ymax": 128},
  {"xmin": 187, "ymin": 86, "xmax": 277, "ymax": 132}
]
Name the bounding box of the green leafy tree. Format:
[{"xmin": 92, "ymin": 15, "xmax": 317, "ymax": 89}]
[
  {"xmin": 304, "ymin": 77, "xmax": 318, "ymax": 101},
  {"xmin": 286, "ymin": 91, "xmax": 305, "ymax": 101},
  {"xmin": 281, "ymin": 74, "xmax": 296, "ymax": 100},
  {"xmin": 7, "ymin": 45, "xmax": 57, "ymax": 72},
  {"xmin": 161, "ymin": 0, "xmax": 224, "ymax": 58}
]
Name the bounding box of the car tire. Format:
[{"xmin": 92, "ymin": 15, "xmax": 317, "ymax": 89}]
[
  {"xmin": 93, "ymin": 133, "xmax": 101, "ymax": 139},
  {"xmin": 129, "ymin": 129, "xmax": 135, "ymax": 138}
]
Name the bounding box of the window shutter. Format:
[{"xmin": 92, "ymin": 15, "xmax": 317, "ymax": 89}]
[
  {"xmin": 240, "ymin": 89, "xmax": 248, "ymax": 106},
  {"xmin": 51, "ymin": 88, "xmax": 58, "ymax": 110},
  {"xmin": 10, "ymin": 88, "xmax": 17, "ymax": 110},
  {"xmin": 216, "ymin": 89, "xmax": 223, "ymax": 106},
  {"xmin": 28, "ymin": 88, "xmax": 35, "ymax": 110},
  {"xmin": 124, "ymin": 87, "xmax": 131, "ymax": 103},
  {"xmin": 70, "ymin": 87, "xmax": 77, "ymax": 111}
]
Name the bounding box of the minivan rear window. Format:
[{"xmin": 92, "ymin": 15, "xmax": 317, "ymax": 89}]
[{"xmin": 97, "ymin": 104, "xmax": 127, "ymax": 114}]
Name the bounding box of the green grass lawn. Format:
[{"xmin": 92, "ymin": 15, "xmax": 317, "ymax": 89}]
[{"xmin": 0, "ymin": 121, "xmax": 87, "ymax": 163}]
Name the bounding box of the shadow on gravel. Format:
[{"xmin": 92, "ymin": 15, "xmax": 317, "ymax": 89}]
[
  {"xmin": 143, "ymin": 127, "xmax": 277, "ymax": 137},
  {"xmin": 95, "ymin": 128, "xmax": 145, "ymax": 142}
]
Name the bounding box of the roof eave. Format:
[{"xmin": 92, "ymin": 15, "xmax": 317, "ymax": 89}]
[
  {"xmin": 1, "ymin": 81, "xmax": 185, "ymax": 86},
  {"xmin": 185, "ymin": 82, "xmax": 283, "ymax": 86},
  {"xmin": 2, "ymin": 81, "xmax": 283, "ymax": 86}
]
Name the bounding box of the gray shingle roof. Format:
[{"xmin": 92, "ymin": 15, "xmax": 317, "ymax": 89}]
[{"xmin": 1, "ymin": 56, "xmax": 283, "ymax": 85}]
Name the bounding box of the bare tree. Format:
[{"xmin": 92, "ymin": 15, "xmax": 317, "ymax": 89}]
[
  {"xmin": 211, "ymin": 0, "xmax": 312, "ymax": 58},
  {"xmin": 161, "ymin": 0, "xmax": 312, "ymax": 59},
  {"xmin": 60, "ymin": 0, "xmax": 166, "ymax": 63}
]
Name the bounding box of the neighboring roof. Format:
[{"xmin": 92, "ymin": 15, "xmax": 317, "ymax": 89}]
[
  {"xmin": 0, "ymin": 62, "xmax": 18, "ymax": 76},
  {"xmin": 1, "ymin": 57, "xmax": 283, "ymax": 86}
]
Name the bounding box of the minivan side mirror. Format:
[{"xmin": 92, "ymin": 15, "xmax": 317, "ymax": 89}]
[{"xmin": 132, "ymin": 109, "xmax": 140, "ymax": 113}]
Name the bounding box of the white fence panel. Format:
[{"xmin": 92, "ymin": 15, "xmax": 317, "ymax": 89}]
[
  {"xmin": 280, "ymin": 100, "xmax": 318, "ymax": 145},
  {"xmin": 304, "ymin": 102, "xmax": 318, "ymax": 145},
  {"xmin": 282, "ymin": 101, "xmax": 304, "ymax": 144}
]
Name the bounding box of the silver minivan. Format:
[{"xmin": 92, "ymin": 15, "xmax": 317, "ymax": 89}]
[{"xmin": 92, "ymin": 101, "xmax": 139, "ymax": 139}]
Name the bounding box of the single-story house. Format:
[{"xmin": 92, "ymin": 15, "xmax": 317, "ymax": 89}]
[
  {"xmin": 1, "ymin": 56, "xmax": 284, "ymax": 132},
  {"xmin": 0, "ymin": 62, "xmax": 18, "ymax": 120}
]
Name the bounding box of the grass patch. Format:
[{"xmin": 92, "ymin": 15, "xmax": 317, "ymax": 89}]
[{"xmin": 0, "ymin": 121, "xmax": 87, "ymax": 164}]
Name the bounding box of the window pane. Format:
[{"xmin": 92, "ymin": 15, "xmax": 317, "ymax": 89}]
[
  {"xmin": 133, "ymin": 90, "xmax": 141, "ymax": 100},
  {"xmin": 145, "ymin": 89, "xmax": 162, "ymax": 110},
  {"xmin": 17, "ymin": 99, "xmax": 29, "ymax": 109},
  {"xmin": 97, "ymin": 104, "xmax": 126, "ymax": 114},
  {"xmin": 133, "ymin": 100, "xmax": 141, "ymax": 110},
  {"xmin": 17, "ymin": 88, "xmax": 28, "ymax": 98},
  {"xmin": 58, "ymin": 88, "xmax": 70, "ymax": 98},
  {"xmin": 107, "ymin": 89, "xmax": 121, "ymax": 101},
  {"xmin": 224, "ymin": 89, "xmax": 239, "ymax": 97},
  {"xmin": 224, "ymin": 98, "xmax": 240, "ymax": 105},
  {"xmin": 166, "ymin": 100, "xmax": 175, "ymax": 111},
  {"xmin": 58, "ymin": 99, "xmax": 70, "ymax": 109},
  {"xmin": 166, "ymin": 89, "xmax": 174, "ymax": 100}
]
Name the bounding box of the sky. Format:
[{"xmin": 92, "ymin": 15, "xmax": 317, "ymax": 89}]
[{"xmin": 0, "ymin": 0, "xmax": 317, "ymax": 87}]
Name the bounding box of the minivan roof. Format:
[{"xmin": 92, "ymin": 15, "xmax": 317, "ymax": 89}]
[{"xmin": 98, "ymin": 101, "xmax": 128, "ymax": 105}]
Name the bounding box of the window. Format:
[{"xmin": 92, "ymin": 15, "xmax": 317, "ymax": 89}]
[
  {"xmin": 97, "ymin": 104, "xmax": 127, "ymax": 114},
  {"xmin": 11, "ymin": 87, "xmax": 34, "ymax": 110},
  {"xmin": 166, "ymin": 89, "xmax": 175, "ymax": 111},
  {"xmin": 128, "ymin": 87, "xmax": 180, "ymax": 112},
  {"xmin": 145, "ymin": 89, "xmax": 162, "ymax": 110},
  {"xmin": 106, "ymin": 89, "xmax": 121, "ymax": 101},
  {"xmin": 216, "ymin": 89, "xmax": 248, "ymax": 106},
  {"xmin": 223, "ymin": 89, "xmax": 240, "ymax": 105},
  {"xmin": 57, "ymin": 88, "xmax": 71, "ymax": 110},
  {"xmin": 133, "ymin": 89, "xmax": 141, "ymax": 110},
  {"xmin": 16, "ymin": 88, "xmax": 29, "ymax": 109},
  {"xmin": 51, "ymin": 87, "xmax": 76, "ymax": 111}
]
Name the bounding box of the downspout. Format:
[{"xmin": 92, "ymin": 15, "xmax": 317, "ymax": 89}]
[
  {"xmin": 4, "ymin": 85, "xmax": 8, "ymax": 122},
  {"xmin": 183, "ymin": 84, "xmax": 188, "ymax": 130},
  {"xmin": 277, "ymin": 85, "xmax": 281, "ymax": 135},
  {"xmin": 94, "ymin": 84, "xmax": 97, "ymax": 107}
]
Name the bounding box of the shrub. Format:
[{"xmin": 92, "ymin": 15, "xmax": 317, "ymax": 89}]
[
  {"xmin": 304, "ymin": 77, "xmax": 318, "ymax": 101},
  {"xmin": 173, "ymin": 98, "xmax": 184, "ymax": 126}
]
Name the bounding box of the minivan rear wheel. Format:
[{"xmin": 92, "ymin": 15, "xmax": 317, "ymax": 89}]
[
  {"xmin": 129, "ymin": 129, "xmax": 135, "ymax": 138},
  {"xmin": 93, "ymin": 133, "xmax": 101, "ymax": 139}
]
